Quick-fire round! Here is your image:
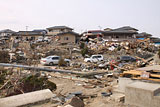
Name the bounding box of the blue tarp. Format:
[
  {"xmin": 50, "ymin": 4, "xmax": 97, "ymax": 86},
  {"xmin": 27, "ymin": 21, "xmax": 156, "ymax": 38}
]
[
  {"xmin": 154, "ymin": 42, "xmax": 160, "ymax": 45},
  {"xmin": 137, "ymin": 38, "xmax": 145, "ymax": 40}
]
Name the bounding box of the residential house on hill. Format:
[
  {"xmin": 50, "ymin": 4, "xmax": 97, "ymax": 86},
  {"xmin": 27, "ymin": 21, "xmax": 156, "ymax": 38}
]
[
  {"xmin": 0, "ymin": 29, "xmax": 15, "ymax": 39},
  {"xmin": 47, "ymin": 26, "xmax": 73, "ymax": 36},
  {"xmin": 135, "ymin": 32, "xmax": 152, "ymax": 40},
  {"xmin": 103, "ymin": 26, "xmax": 138, "ymax": 42},
  {"xmin": 150, "ymin": 37, "xmax": 160, "ymax": 45},
  {"xmin": 56, "ymin": 31, "xmax": 79, "ymax": 44},
  {"xmin": 12, "ymin": 30, "xmax": 46, "ymax": 41},
  {"xmin": 47, "ymin": 26, "xmax": 79, "ymax": 44},
  {"xmin": 81, "ymin": 26, "xmax": 138, "ymax": 42}
]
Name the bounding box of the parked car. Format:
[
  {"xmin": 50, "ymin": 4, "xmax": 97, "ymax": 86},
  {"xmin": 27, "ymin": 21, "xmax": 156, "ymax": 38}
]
[
  {"xmin": 119, "ymin": 56, "xmax": 137, "ymax": 62},
  {"xmin": 40, "ymin": 55, "xmax": 71, "ymax": 65},
  {"xmin": 84, "ymin": 54, "xmax": 104, "ymax": 63},
  {"xmin": 36, "ymin": 37, "xmax": 44, "ymax": 42},
  {"xmin": 43, "ymin": 37, "xmax": 52, "ymax": 42}
]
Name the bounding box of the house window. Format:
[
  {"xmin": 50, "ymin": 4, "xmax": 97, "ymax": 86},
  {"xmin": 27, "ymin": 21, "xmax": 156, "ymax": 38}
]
[
  {"xmin": 64, "ymin": 37, "xmax": 69, "ymax": 40},
  {"xmin": 26, "ymin": 37, "xmax": 28, "ymax": 41},
  {"xmin": 116, "ymin": 36, "xmax": 119, "ymax": 38},
  {"xmin": 31, "ymin": 37, "xmax": 35, "ymax": 40}
]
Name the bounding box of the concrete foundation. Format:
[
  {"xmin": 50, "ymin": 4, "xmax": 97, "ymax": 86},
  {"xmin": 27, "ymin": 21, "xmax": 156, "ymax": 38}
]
[
  {"xmin": 118, "ymin": 77, "xmax": 136, "ymax": 93},
  {"xmin": 125, "ymin": 81, "xmax": 160, "ymax": 107},
  {"xmin": 0, "ymin": 89, "xmax": 53, "ymax": 107}
]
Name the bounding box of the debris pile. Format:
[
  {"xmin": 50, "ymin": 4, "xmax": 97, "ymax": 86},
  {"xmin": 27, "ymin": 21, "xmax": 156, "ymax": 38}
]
[
  {"xmin": 0, "ymin": 29, "xmax": 160, "ymax": 107},
  {"xmin": 0, "ymin": 68, "xmax": 56, "ymax": 98}
]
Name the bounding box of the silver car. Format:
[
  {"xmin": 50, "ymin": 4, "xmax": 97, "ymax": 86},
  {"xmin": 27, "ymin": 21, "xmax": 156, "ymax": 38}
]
[{"xmin": 40, "ymin": 55, "xmax": 70, "ymax": 65}]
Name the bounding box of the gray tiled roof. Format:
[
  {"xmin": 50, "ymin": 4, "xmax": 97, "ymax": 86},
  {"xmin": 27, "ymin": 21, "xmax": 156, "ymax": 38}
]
[
  {"xmin": 33, "ymin": 29, "xmax": 47, "ymax": 34},
  {"xmin": 136, "ymin": 32, "xmax": 152, "ymax": 37},
  {"xmin": 47, "ymin": 26, "xmax": 73, "ymax": 30},
  {"xmin": 104, "ymin": 26, "xmax": 138, "ymax": 34},
  {"xmin": 0, "ymin": 29, "xmax": 15, "ymax": 33},
  {"xmin": 14, "ymin": 31, "xmax": 44, "ymax": 36},
  {"xmin": 114, "ymin": 26, "xmax": 138, "ymax": 31},
  {"xmin": 56, "ymin": 31, "xmax": 79, "ymax": 36}
]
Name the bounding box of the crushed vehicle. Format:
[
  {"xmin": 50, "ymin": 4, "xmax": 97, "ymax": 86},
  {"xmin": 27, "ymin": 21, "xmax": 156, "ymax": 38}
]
[
  {"xmin": 84, "ymin": 54, "xmax": 104, "ymax": 63},
  {"xmin": 118, "ymin": 56, "xmax": 137, "ymax": 63},
  {"xmin": 40, "ymin": 55, "xmax": 71, "ymax": 65}
]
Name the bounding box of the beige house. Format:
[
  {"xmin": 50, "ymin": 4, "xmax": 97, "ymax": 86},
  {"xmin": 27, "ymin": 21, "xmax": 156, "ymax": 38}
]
[
  {"xmin": 47, "ymin": 26, "xmax": 73, "ymax": 36},
  {"xmin": 46, "ymin": 26, "xmax": 79, "ymax": 44},
  {"xmin": 55, "ymin": 32, "xmax": 79, "ymax": 44}
]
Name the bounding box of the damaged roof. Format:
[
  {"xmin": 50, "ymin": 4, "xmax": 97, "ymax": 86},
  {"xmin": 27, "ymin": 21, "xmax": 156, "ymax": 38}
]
[{"xmin": 81, "ymin": 30, "xmax": 105, "ymax": 35}]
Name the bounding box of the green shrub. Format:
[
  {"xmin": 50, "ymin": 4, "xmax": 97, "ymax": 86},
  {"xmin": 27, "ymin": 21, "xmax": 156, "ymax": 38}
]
[
  {"xmin": 80, "ymin": 42, "xmax": 85, "ymax": 49},
  {"xmin": 58, "ymin": 58, "xmax": 67, "ymax": 66},
  {"xmin": 81, "ymin": 47, "xmax": 89, "ymax": 57}
]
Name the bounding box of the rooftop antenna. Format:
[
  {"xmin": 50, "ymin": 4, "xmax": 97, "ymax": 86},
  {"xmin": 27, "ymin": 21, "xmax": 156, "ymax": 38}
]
[
  {"xmin": 26, "ymin": 26, "xmax": 29, "ymax": 31},
  {"xmin": 98, "ymin": 26, "xmax": 102, "ymax": 30}
]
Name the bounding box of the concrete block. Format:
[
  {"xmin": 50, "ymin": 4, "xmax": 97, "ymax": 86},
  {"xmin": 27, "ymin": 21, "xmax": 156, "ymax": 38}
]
[
  {"xmin": 152, "ymin": 96, "xmax": 160, "ymax": 107},
  {"xmin": 118, "ymin": 77, "xmax": 136, "ymax": 93},
  {"xmin": 0, "ymin": 89, "xmax": 53, "ymax": 107},
  {"xmin": 111, "ymin": 93, "xmax": 125, "ymax": 102},
  {"xmin": 125, "ymin": 81, "xmax": 160, "ymax": 107}
]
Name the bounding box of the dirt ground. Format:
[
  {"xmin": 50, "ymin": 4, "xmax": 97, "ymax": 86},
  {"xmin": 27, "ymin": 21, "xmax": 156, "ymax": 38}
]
[{"xmin": 34, "ymin": 74, "xmax": 128, "ymax": 107}]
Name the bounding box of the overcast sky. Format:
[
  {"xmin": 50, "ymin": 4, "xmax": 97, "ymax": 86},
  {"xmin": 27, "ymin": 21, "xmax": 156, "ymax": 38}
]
[{"xmin": 0, "ymin": 0, "xmax": 160, "ymax": 37}]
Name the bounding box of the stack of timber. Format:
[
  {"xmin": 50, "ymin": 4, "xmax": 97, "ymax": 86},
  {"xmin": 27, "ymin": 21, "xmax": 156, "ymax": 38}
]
[{"xmin": 120, "ymin": 70, "xmax": 160, "ymax": 82}]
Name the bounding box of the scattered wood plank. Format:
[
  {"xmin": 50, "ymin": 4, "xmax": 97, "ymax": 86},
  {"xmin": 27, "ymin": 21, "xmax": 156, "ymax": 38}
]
[{"xmin": 0, "ymin": 80, "xmax": 10, "ymax": 90}]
